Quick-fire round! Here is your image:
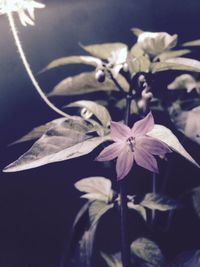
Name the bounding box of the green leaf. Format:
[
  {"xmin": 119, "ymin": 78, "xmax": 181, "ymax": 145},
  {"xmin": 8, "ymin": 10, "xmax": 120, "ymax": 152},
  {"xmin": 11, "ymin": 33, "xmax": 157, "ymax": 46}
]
[
  {"xmin": 49, "ymin": 72, "xmax": 118, "ymax": 96},
  {"xmin": 140, "ymin": 193, "xmax": 178, "ymax": 211},
  {"xmin": 131, "ymin": 238, "xmax": 165, "ymax": 267},
  {"xmin": 182, "ymin": 39, "xmax": 200, "ymax": 47},
  {"xmin": 151, "ymin": 57, "xmax": 200, "ymax": 73},
  {"xmin": 147, "ymin": 124, "xmax": 200, "ymax": 168},
  {"xmin": 128, "ymin": 56, "xmax": 151, "ymax": 75},
  {"xmin": 80, "ymin": 42, "xmax": 128, "ymax": 60},
  {"xmin": 130, "ymin": 43, "xmax": 145, "ymax": 58},
  {"xmin": 42, "ymin": 55, "xmax": 102, "ymax": 71},
  {"xmin": 66, "ymin": 100, "xmax": 111, "ymax": 127},
  {"xmin": 155, "ymin": 49, "xmax": 191, "ymax": 62},
  {"xmin": 75, "ymin": 177, "xmax": 113, "ymax": 203},
  {"xmin": 101, "ymin": 252, "xmax": 122, "ymax": 267},
  {"xmin": 131, "ymin": 27, "xmax": 144, "ymax": 37},
  {"xmin": 3, "ymin": 118, "xmax": 110, "ymax": 172},
  {"xmin": 127, "ymin": 202, "xmax": 147, "ymax": 221}
]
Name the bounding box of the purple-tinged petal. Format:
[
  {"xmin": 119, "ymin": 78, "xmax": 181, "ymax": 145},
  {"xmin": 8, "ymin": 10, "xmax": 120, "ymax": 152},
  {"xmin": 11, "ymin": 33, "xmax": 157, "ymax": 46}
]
[
  {"xmin": 134, "ymin": 148, "xmax": 159, "ymax": 173},
  {"xmin": 116, "ymin": 147, "xmax": 134, "ymax": 180},
  {"xmin": 131, "ymin": 112, "xmax": 154, "ymax": 137},
  {"xmin": 95, "ymin": 142, "xmax": 124, "ymax": 162},
  {"xmin": 137, "ymin": 136, "xmax": 172, "ymax": 156},
  {"xmin": 110, "ymin": 121, "xmax": 131, "ymax": 141}
]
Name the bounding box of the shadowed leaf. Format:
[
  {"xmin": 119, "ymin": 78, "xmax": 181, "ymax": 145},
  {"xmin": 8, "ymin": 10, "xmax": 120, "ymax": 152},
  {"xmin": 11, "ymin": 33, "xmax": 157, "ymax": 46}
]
[
  {"xmin": 183, "ymin": 39, "xmax": 200, "ymax": 47},
  {"xmin": 101, "ymin": 252, "xmax": 122, "ymax": 267},
  {"xmin": 131, "ymin": 238, "xmax": 165, "ymax": 267}
]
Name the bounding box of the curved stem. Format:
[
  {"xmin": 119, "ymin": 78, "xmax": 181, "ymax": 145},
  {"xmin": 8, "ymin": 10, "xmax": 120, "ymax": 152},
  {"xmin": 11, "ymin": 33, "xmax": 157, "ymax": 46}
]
[{"xmin": 7, "ymin": 12, "xmax": 69, "ymax": 118}]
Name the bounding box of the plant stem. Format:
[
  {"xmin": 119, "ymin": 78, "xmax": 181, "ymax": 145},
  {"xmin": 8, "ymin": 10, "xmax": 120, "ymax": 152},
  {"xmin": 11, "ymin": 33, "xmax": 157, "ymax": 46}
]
[
  {"xmin": 7, "ymin": 12, "xmax": 69, "ymax": 118},
  {"xmin": 151, "ymin": 173, "xmax": 156, "ymax": 225},
  {"xmin": 119, "ymin": 93, "xmax": 132, "ymax": 267}
]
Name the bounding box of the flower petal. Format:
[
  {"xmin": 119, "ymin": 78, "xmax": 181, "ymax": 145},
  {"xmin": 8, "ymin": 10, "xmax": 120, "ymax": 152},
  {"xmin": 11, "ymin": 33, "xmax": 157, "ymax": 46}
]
[
  {"xmin": 110, "ymin": 121, "xmax": 131, "ymax": 141},
  {"xmin": 134, "ymin": 148, "xmax": 159, "ymax": 173},
  {"xmin": 95, "ymin": 142, "xmax": 124, "ymax": 162},
  {"xmin": 131, "ymin": 112, "xmax": 154, "ymax": 137},
  {"xmin": 137, "ymin": 136, "xmax": 172, "ymax": 156},
  {"xmin": 116, "ymin": 147, "xmax": 134, "ymax": 180}
]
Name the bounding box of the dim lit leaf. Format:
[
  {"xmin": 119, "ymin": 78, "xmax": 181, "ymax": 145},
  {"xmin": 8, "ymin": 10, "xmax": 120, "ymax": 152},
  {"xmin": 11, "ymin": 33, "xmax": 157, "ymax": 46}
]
[
  {"xmin": 42, "ymin": 55, "xmax": 102, "ymax": 71},
  {"xmin": 4, "ymin": 119, "xmax": 110, "ymax": 172},
  {"xmin": 147, "ymin": 124, "xmax": 200, "ymax": 167},
  {"xmin": 80, "ymin": 42, "xmax": 128, "ymax": 60},
  {"xmin": 101, "ymin": 252, "xmax": 122, "ymax": 267},
  {"xmin": 155, "ymin": 49, "xmax": 191, "ymax": 62},
  {"xmin": 49, "ymin": 72, "xmax": 118, "ymax": 96},
  {"xmin": 166, "ymin": 250, "xmax": 200, "ymax": 267},
  {"xmin": 66, "ymin": 100, "xmax": 111, "ymax": 127},
  {"xmin": 151, "ymin": 57, "xmax": 200, "ymax": 73},
  {"xmin": 171, "ymin": 106, "xmax": 200, "ymax": 145},
  {"xmin": 192, "ymin": 186, "xmax": 200, "ymax": 219},
  {"xmin": 131, "ymin": 27, "xmax": 144, "ymax": 37},
  {"xmin": 140, "ymin": 193, "xmax": 178, "ymax": 211},
  {"xmin": 127, "ymin": 202, "xmax": 147, "ymax": 221},
  {"xmin": 128, "ymin": 56, "xmax": 150, "ymax": 75},
  {"xmin": 131, "ymin": 238, "xmax": 165, "ymax": 267},
  {"xmin": 75, "ymin": 177, "xmax": 113, "ymax": 203},
  {"xmin": 182, "ymin": 39, "xmax": 200, "ymax": 47},
  {"xmin": 130, "ymin": 43, "xmax": 145, "ymax": 58}
]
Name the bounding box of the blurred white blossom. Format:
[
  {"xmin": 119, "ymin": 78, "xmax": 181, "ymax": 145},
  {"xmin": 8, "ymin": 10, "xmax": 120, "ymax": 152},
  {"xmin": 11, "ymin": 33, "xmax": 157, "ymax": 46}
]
[
  {"xmin": 137, "ymin": 31, "xmax": 177, "ymax": 56},
  {"xmin": 0, "ymin": 0, "xmax": 45, "ymax": 26}
]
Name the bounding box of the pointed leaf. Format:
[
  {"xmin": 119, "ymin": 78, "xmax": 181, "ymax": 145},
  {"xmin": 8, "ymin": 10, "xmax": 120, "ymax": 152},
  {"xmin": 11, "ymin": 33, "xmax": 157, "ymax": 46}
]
[
  {"xmin": 4, "ymin": 119, "xmax": 110, "ymax": 172},
  {"xmin": 88, "ymin": 201, "xmax": 114, "ymax": 226},
  {"xmin": 155, "ymin": 49, "xmax": 191, "ymax": 62},
  {"xmin": 66, "ymin": 100, "xmax": 111, "ymax": 127},
  {"xmin": 151, "ymin": 57, "xmax": 200, "ymax": 73},
  {"xmin": 42, "ymin": 55, "xmax": 102, "ymax": 71},
  {"xmin": 147, "ymin": 124, "xmax": 200, "ymax": 167},
  {"xmin": 183, "ymin": 39, "xmax": 200, "ymax": 47},
  {"xmin": 80, "ymin": 42, "xmax": 128, "ymax": 60},
  {"xmin": 128, "ymin": 202, "xmax": 147, "ymax": 221},
  {"xmin": 131, "ymin": 238, "xmax": 165, "ymax": 267},
  {"xmin": 140, "ymin": 193, "xmax": 178, "ymax": 211},
  {"xmin": 75, "ymin": 177, "xmax": 113, "ymax": 203},
  {"xmin": 49, "ymin": 72, "xmax": 118, "ymax": 96}
]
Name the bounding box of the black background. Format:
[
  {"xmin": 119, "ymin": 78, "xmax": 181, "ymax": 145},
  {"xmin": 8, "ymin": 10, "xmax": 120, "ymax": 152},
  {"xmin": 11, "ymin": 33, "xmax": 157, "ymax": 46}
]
[{"xmin": 0, "ymin": 0, "xmax": 200, "ymax": 266}]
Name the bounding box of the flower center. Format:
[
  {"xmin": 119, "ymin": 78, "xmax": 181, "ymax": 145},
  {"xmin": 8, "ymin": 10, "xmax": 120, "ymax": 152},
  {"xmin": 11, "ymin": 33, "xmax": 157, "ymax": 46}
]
[{"xmin": 126, "ymin": 136, "xmax": 136, "ymax": 152}]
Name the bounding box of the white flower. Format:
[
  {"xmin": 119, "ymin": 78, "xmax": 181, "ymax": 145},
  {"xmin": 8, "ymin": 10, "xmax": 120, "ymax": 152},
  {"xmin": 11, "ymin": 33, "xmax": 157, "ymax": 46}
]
[
  {"xmin": 0, "ymin": 0, "xmax": 45, "ymax": 26},
  {"xmin": 138, "ymin": 31, "xmax": 178, "ymax": 57}
]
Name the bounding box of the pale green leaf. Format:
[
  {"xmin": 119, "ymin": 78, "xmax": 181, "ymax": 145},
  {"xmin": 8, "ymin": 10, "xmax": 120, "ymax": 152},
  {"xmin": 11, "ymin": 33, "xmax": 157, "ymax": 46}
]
[
  {"xmin": 128, "ymin": 56, "xmax": 151, "ymax": 75},
  {"xmin": 88, "ymin": 201, "xmax": 114, "ymax": 226},
  {"xmin": 3, "ymin": 119, "xmax": 110, "ymax": 172},
  {"xmin": 49, "ymin": 72, "xmax": 118, "ymax": 96},
  {"xmin": 147, "ymin": 124, "xmax": 200, "ymax": 167},
  {"xmin": 101, "ymin": 252, "xmax": 122, "ymax": 267},
  {"xmin": 80, "ymin": 42, "xmax": 128, "ymax": 60},
  {"xmin": 182, "ymin": 39, "xmax": 200, "ymax": 47},
  {"xmin": 42, "ymin": 55, "xmax": 102, "ymax": 71},
  {"xmin": 128, "ymin": 202, "xmax": 147, "ymax": 221},
  {"xmin": 151, "ymin": 57, "xmax": 200, "ymax": 73},
  {"xmin": 66, "ymin": 100, "xmax": 111, "ymax": 127},
  {"xmin": 75, "ymin": 177, "xmax": 113, "ymax": 203},
  {"xmin": 155, "ymin": 49, "xmax": 191, "ymax": 62},
  {"xmin": 130, "ymin": 43, "xmax": 145, "ymax": 58}
]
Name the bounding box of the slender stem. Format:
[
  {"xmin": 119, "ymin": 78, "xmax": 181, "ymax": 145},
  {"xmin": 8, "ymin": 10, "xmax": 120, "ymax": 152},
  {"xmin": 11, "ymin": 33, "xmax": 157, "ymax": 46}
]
[
  {"xmin": 7, "ymin": 12, "xmax": 69, "ymax": 118},
  {"xmin": 151, "ymin": 173, "xmax": 156, "ymax": 224},
  {"xmin": 119, "ymin": 93, "xmax": 132, "ymax": 267}
]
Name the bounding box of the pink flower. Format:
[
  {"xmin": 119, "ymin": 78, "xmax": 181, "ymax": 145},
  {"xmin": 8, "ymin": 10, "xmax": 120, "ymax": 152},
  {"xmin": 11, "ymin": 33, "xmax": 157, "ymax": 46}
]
[{"xmin": 96, "ymin": 112, "xmax": 172, "ymax": 180}]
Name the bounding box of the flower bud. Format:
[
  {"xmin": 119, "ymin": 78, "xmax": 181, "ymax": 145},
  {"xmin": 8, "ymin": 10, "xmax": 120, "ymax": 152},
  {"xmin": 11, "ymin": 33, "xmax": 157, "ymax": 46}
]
[{"xmin": 95, "ymin": 69, "xmax": 106, "ymax": 83}]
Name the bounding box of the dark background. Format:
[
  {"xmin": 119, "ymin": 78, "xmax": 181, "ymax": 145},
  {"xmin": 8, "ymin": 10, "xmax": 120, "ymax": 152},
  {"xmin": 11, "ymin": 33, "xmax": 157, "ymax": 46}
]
[{"xmin": 0, "ymin": 0, "xmax": 200, "ymax": 266}]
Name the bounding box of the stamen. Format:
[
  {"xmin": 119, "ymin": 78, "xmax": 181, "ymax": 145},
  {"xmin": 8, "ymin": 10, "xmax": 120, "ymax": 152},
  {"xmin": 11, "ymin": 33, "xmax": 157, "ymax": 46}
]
[{"xmin": 127, "ymin": 136, "xmax": 135, "ymax": 152}]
